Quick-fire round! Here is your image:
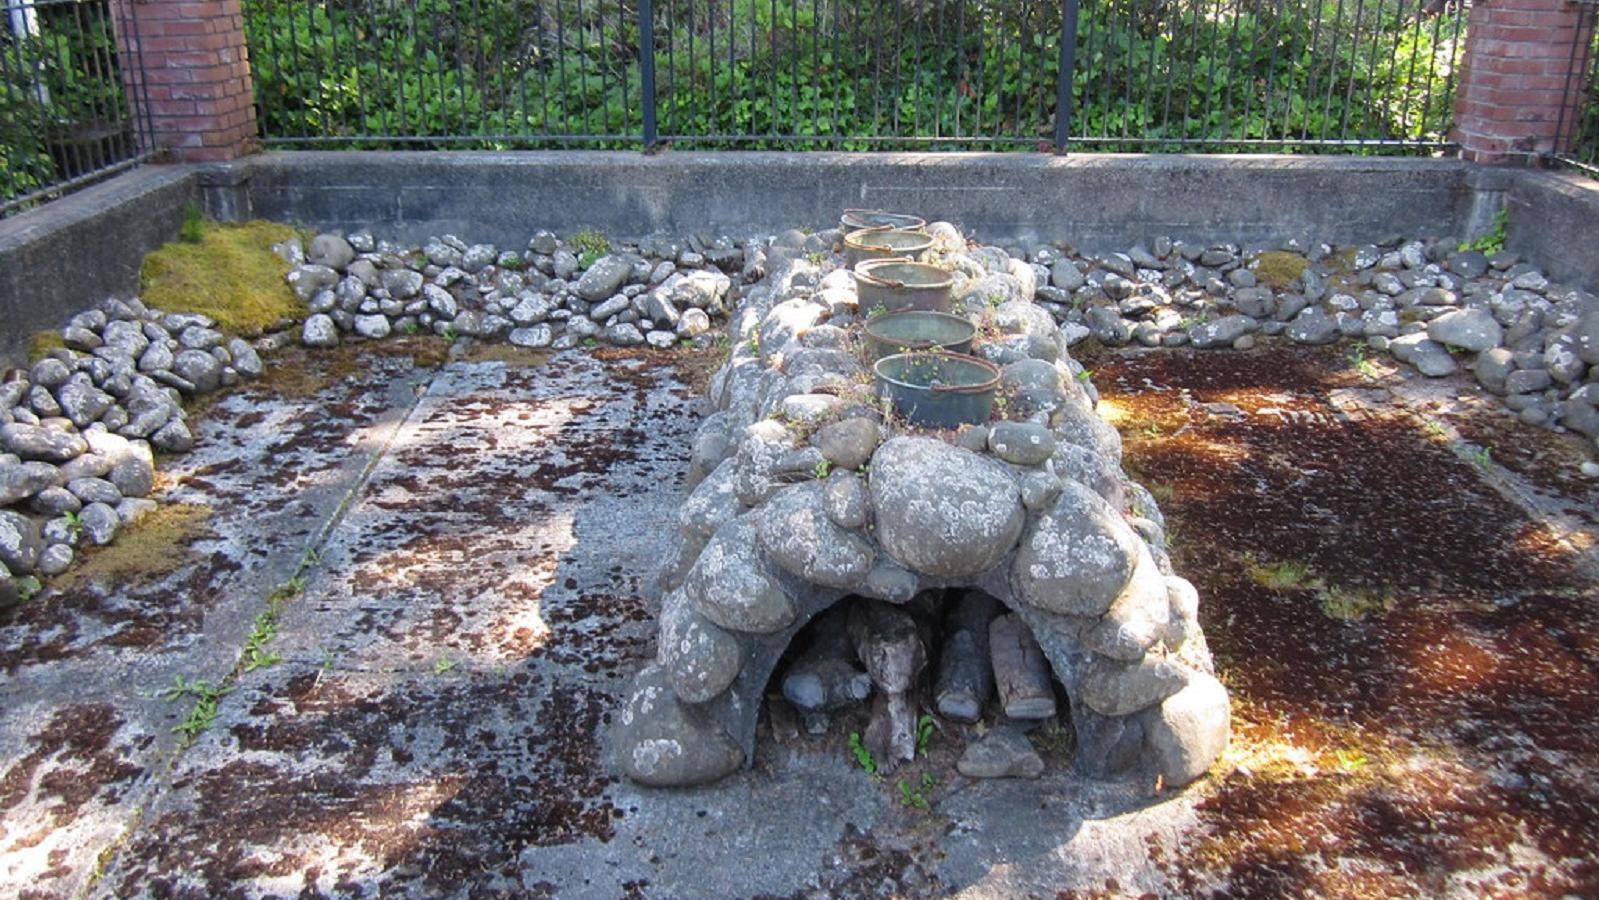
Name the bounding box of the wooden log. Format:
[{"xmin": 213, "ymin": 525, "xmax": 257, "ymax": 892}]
[
  {"xmin": 848, "ymin": 599, "xmax": 929, "ymax": 694},
  {"xmin": 782, "ymin": 605, "xmax": 871, "ymax": 712},
  {"xmin": 934, "ymin": 590, "xmax": 1001, "ymax": 722},
  {"xmin": 862, "ymin": 688, "xmax": 919, "ymax": 774},
  {"xmin": 989, "ymin": 613, "xmax": 1057, "ymax": 719}
]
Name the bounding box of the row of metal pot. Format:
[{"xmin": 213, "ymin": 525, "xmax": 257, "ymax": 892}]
[{"xmin": 840, "ymin": 209, "xmax": 1002, "ymax": 429}]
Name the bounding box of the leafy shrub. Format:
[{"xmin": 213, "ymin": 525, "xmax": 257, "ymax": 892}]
[{"xmin": 237, "ymin": 0, "xmax": 1463, "ymax": 151}]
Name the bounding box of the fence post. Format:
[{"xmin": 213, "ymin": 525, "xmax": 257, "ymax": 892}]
[
  {"xmin": 109, "ymin": 0, "xmax": 257, "ymax": 163},
  {"xmin": 639, "ymin": 0, "xmax": 658, "ymax": 149},
  {"xmin": 1053, "ymin": 0, "xmax": 1079, "ymax": 155},
  {"xmin": 1451, "ymin": 0, "xmax": 1597, "ymax": 165}
]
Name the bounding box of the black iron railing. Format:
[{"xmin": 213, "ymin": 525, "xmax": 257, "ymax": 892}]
[
  {"xmin": 244, "ymin": 0, "xmax": 1467, "ymax": 153},
  {"xmin": 1, "ymin": 0, "xmax": 151, "ymax": 217},
  {"xmin": 1551, "ymin": 0, "xmax": 1599, "ymax": 176}
]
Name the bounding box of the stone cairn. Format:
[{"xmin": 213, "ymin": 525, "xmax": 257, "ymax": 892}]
[{"xmin": 615, "ymin": 222, "xmax": 1233, "ymax": 789}]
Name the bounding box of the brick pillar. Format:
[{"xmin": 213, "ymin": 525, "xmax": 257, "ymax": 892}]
[
  {"xmin": 1451, "ymin": 0, "xmax": 1597, "ymax": 165},
  {"xmin": 113, "ymin": 0, "xmax": 257, "ymax": 163}
]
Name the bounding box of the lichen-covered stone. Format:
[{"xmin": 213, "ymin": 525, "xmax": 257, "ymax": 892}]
[
  {"xmin": 988, "ymin": 421, "xmax": 1056, "ymax": 466},
  {"xmin": 812, "ymin": 417, "xmax": 881, "ymax": 470},
  {"xmin": 1079, "ymin": 655, "xmax": 1191, "ymax": 717},
  {"xmin": 758, "ymin": 482, "xmax": 874, "ymax": 589},
  {"xmin": 1012, "ymin": 480, "xmax": 1139, "ymax": 617},
  {"xmin": 859, "ymin": 559, "xmax": 920, "ymax": 604},
  {"xmin": 1080, "ymin": 551, "xmax": 1172, "ymax": 661},
  {"xmin": 616, "ymin": 665, "xmax": 744, "ymax": 786},
  {"xmin": 683, "ymin": 516, "xmax": 795, "ymax": 634},
  {"xmin": 870, "ymin": 437, "xmax": 1024, "ymax": 578},
  {"xmin": 659, "ymin": 590, "xmax": 744, "ymax": 703},
  {"xmin": 1140, "ymin": 670, "xmax": 1230, "ymax": 786},
  {"xmin": 679, "ymin": 458, "xmax": 740, "ymax": 540},
  {"xmin": 733, "ymin": 419, "xmax": 797, "ymax": 507},
  {"xmin": 0, "ymin": 510, "xmax": 43, "ymax": 575},
  {"xmin": 1, "ymin": 423, "xmax": 87, "ymax": 464},
  {"xmin": 821, "ymin": 470, "xmax": 868, "ymax": 529}
]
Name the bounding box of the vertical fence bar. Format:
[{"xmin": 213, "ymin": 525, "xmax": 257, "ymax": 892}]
[
  {"xmin": 1053, "ymin": 0, "xmax": 1079, "ymax": 153},
  {"xmin": 639, "ymin": 0, "xmax": 657, "ymax": 147}
]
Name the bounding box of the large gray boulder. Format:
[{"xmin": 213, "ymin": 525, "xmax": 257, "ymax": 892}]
[
  {"xmin": 1, "ymin": 423, "xmax": 87, "ymax": 463},
  {"xmin": 575, "ymin": 255, "xmax": 633, "ymax": 302},
  {"xmin": 1012, "ymin": 480, "xmax": 1140, "ymax": 617},
  {"xmin": 616, "ymin": 665, "xmax": 744, "ymax": 786},
  {"xmin": 1427, "ymin": 307, "xmax": 1502, "ymax": 353},
  {"xmin": 870, "ymin": 437, "xmax": 1025, "ymax": 578},
  {"xmin": 658, "ymin": 590, "xmax": 745, "ymax": 704},
  {"xmin": 1140, "ymin": 670, "xmax": 1231, "ymax": 786},
  {"xmin": 0, "ymin": 510, "xmax": 43, "ymax": 575},
  {"xmin": 757, "ymin": 482, "xmax": 875, "ymax": 589},
  {"xmin": 683, "ymin": 516, "xmax": 795, "ymax": 634},
  {"xmin": 0, "ymin": 460, "xmax": 61, "ymax": 506}
]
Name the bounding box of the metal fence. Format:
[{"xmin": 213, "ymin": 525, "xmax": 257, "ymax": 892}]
[
  {"xmin": 245, "ymin": 0, "xmax": 1468, "ymax": 153},
  {"xmin": 1551, "ymin": 1, "xmax": 1599, "ymax": 176},
  {"xmin": 1, "ymin": 0, "xmax": 151, "ymax": 217}
]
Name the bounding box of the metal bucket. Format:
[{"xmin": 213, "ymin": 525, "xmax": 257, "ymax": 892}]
[
  {"xmin": 873, "ymin": 351, "xmax": 1002, "ymax": 428},
  {"xmin": 863, "ymin": 310, "xmax": 976, "ymax": 361},
  {"xmin": 843, "ymin": 228, "xmax": 935, "ymax": 267},
  {"xmin": 840, "ymin": 209, "xmax": 926, "ymax": 232},
  {"xmin": 854, "ymin": 259, "xmax": 955, "ymax": 314}
]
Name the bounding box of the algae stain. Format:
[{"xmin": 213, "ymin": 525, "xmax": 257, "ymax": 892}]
[
  {"xmin": 56, "ymin": 503, "xmax": 216, "ymax": 590},
  {"xmin": 27, "ymin": 329, "xmax": 66, "ymax": 362},
  {"xmin": 139, "ymin": 220, "xmax": 304, "ymax": 335}
]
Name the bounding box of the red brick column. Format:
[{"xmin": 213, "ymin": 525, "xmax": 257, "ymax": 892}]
[
  {"xmin": 1452, "ymin": 0, "xmax": 1597, "ymax": 165},
  {"xmin": 113, "ymin": 0, "xmax": 257, "ymax": 163}
]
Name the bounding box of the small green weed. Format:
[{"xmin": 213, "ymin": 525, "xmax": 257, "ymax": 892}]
[
  {"xmin": 1459, "ymin": 444, "xmax": 1493, "ymax": 467},
  {"xmin": 15, "ymin": 575, "xmax": 43, "ymax": 602},
  {"xmin": 897, "ymin": 772, "xmax": 938, "ymax": 809},
  {"xmin": 1075, "ymin": 369, "xmax": 1093, "ymax": 383},
  {"xmin": 582, "ymin": 337, "xmax": 598, "ymax": 348},
  {"xmin": 813, "ymin": 459, "xmax": 833, "ymax": 479},
  {"xmin": 848, "ymin": 731, "xmax": 878, "ymax": 775},
  {"xmin": 398, "ymin": 321, "xmax": 421, "ymax": 336},
  {"xmin": 441, "ymin": 324, "xmax": 459, "ymax": 342},
  {"xmin": 242, "ymin": 603, "xmax": 283, "ymax": 672},
  {"xmin": 178, "ymin": 203, "xmax": 205, "ymax": 244},
  {"xmin": 434, "ymin": 655, "xmax": 457, "ymax": 675},
  {"xmin": 1346, "ymin": 343, "xmax": 1379, "ymax": 380},
  {"xmin": 915, "ymin": 714, "xmax": 935, "ymax": 758},
  {"xmin": 571, "ymin": 229, "xmax": 610, "ymax": 268},
  {"xmin": 1459, "ymin": 208, "xmax": 1509, "ymax": 256},
  {"xmin": 164, "ymin": 675, "xmax": 228, "ymax": 745}
]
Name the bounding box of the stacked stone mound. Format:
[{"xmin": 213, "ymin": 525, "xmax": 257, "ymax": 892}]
[
  {"xmin": 616, "ymin": 226, "xmax": 1231, "ymax": 789},
  {"xmin": 283, "ymin": 230, "xmax": 754, "ymax": 352},
  {"xmin": 0, "ymin": 301, "xmax": 252, "ymax": 602}
]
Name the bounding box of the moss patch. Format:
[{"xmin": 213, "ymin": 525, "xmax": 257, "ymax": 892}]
[
  {"xmin": 27, "ymin": 330, "xmax": 65, "ymax": 362},
  {"xmin": 1251, "ymin": 250, "xmax": 1310, "ymax": 290},
  {"xmin": 140, "ymin": 220, "xmax": 304, "ymax": 335},
  {"xmin": 55, "ymin": 503, "xmax": 216, "ymax": 590},
  {"xmin": 459, "ymin": 342, "xmax": 552, "ymax": 368}
]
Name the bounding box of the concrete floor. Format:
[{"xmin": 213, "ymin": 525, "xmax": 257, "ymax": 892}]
[{"xmin": 1, "ymin": 340, "xmax": 1594, "ymax": 898}]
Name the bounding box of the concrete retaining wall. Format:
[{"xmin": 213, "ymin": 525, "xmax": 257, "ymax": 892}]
[
  {"xmin": 3, "ymin": 150, "xmax": 1596, "ymax": 369},
  {"xmin": 234, "ymin": 151, "xmax": 1475, "ymax": 251},
  {"xmin": 1505, "ymin": 170, "xmax": 1599, "ymax": 290},
  {"xmin": 0, "ymin": 168, "xmax": 198, "ymax": 367}
]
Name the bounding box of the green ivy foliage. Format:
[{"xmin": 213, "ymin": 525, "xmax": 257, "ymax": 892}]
[
  {"xmin": 2, "ymin": 2, "xmax": 133, "ymax": 209},
  {"xmin": 244, "ymin": 0, "xmax": 1466, "ymax": 151}
]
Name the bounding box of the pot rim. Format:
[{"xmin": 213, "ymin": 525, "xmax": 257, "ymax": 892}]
[
  {"xmin": 853, "ymin": 258, "xmax": 955, "ymax": 290},
  {"xmin": 873, "ymin": 350, "xmax": 1001, "ymax": 396}
]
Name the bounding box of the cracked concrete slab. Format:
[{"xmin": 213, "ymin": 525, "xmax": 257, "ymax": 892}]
[{"xmin": 15, "ymin": 340, "xmax": 1591, "ymax": 897}]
